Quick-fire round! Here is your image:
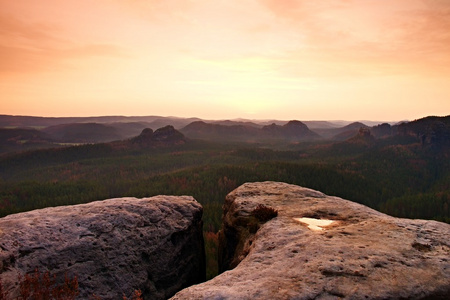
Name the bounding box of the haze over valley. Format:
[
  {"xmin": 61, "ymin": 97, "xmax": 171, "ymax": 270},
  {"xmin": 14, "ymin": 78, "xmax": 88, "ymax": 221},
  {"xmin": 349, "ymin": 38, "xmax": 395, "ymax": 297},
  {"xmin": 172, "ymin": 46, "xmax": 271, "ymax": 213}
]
[{"xmin": 0, "ymin": 114, "xmax": 419, "ymax": 153}]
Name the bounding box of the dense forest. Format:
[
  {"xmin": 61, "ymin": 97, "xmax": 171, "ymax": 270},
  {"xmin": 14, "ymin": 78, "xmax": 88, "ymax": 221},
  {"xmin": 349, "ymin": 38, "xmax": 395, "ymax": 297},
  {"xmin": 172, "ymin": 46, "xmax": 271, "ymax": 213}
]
[{"xmin": 0, "ymin": 115, "xmax": 449, "ymax": 279}]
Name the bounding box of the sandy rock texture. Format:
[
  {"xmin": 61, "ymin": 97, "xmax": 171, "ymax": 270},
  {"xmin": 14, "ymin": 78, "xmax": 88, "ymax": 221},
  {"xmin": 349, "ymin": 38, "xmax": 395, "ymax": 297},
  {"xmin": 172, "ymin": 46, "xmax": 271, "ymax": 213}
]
[
  {"xmin": 172, "ymin": 181, "xmax": 450, "ymax": 299},
  {"xmin": 0, "ymin": 196, "xmax": 205, "ymax": 299}
]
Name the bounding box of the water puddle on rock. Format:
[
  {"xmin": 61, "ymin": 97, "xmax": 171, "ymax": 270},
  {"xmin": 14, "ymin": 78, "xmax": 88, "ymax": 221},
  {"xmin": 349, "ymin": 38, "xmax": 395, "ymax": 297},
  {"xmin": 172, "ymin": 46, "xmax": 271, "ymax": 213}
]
[{"xmin": 293, "ymin": 217, "xmax": 335, "ymax": 231}]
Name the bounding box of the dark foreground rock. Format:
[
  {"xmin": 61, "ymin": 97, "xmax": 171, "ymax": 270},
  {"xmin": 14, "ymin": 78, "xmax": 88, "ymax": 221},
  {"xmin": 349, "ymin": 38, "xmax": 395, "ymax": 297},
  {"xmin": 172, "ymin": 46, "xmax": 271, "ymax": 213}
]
[
  {"xmin": 0, "ymin": 196, "xmax": 205, "ymax": 299},
  {"xmin": 172, "ymin": 182, "xmax": 450, "ymax": 300}
]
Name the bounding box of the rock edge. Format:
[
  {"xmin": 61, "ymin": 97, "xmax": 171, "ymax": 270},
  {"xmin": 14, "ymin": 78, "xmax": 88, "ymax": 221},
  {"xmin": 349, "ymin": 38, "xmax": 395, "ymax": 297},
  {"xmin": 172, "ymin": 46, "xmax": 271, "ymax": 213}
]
[
  {"xmin": 172, "ymin": 181, "xmax": 450, "ymax": 299},
  {"xmin": 0, "ymin": 196, "xmax": 205, "ymax": 300}
]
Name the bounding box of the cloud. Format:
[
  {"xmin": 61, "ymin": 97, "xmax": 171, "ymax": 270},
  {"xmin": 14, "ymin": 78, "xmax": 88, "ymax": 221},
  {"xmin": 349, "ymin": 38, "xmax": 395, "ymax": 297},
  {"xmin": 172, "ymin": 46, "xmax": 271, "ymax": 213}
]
[
  {"xmin": 0, "ymin": 12, "xmax": 126, "ymax": 74},
  {"xmin": 367, "ymin": 2, "xmax": 450, "ymax": 76},
  {"xmin": 0, "ymin": 13, "xmax": 62, "ymax": 44},
  {"xmin": 254, "ymin": 0, "xmax": 450, "ymax": 78},
  {"xmin": 115, "ymin": 0, "xmax": 198, "ymax": 23},
  {"xmin": 60, "ymin": 44, "xmax": 126, "ymax": 58},
  {"xmin": 0, "ymin": 42, "xmax": 126, "ymax": 74},
  {"xmin": 396, "ymin": 5, "xmax": 450, "ymax": 54}
]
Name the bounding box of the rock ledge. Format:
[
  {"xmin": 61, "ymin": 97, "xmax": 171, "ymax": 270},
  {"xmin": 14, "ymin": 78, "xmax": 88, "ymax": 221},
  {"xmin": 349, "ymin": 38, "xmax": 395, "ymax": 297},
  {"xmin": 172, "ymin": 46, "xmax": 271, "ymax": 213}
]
[
  {"xmin": 172, "ymin": 181, "xmax": 450, "ymax": 299},
  {"xmin": 0, "ymin": 196, "xmax": 205, "ymax": 299}
]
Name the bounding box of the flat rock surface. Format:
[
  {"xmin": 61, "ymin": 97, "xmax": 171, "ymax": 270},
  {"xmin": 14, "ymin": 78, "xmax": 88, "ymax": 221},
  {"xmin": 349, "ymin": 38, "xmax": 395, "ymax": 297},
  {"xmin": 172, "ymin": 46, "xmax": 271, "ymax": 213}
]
[
  {"xmin": 0, "ymin": 196, "xmax": 205, "ymax": 299},
  {"xmin": 172, "ymin": 182, "xmax": 450, "ymax": 299}
]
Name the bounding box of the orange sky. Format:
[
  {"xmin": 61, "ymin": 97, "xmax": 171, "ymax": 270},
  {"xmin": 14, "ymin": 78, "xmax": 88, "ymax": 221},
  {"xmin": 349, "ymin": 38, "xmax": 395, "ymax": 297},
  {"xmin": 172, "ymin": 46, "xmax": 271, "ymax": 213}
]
[{"xmin": 1, "ymin": 0, "xmax": 449, "ymax": 121}]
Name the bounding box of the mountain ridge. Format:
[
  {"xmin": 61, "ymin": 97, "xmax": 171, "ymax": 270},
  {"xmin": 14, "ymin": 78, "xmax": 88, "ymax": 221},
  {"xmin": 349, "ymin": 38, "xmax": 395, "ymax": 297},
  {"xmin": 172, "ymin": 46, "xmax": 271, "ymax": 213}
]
[
  {"xmin": 0, "ymin": 114, "xmax": 396, "ymax": 129},
  {"xmin": 0, "ymin": 115, "xmax": 448, "ymax": 154}
]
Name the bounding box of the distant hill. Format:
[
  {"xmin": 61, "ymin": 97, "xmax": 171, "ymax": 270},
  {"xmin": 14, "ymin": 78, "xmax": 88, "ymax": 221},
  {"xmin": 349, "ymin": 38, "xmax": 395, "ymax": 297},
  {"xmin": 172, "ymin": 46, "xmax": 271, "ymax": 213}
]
[
  {"xmin": 397, "ymin": 116, "xmax": 449, "ymax": 140},
  {"xmin": 313, "ymin": 122, "xmax": 369, "ymax": 140},
  {"xmin": 371, "ymin": 123, "xmax": 393, "ymax": 138},
  {"xmin": 211, "ymin": 120, "xmax": 262, "ymax": 128},
  {"xmin": 145, "ymin": 117, "xmax": 202, "ymax": 130},
  {"xmin": 390, "ymin": 115, "xmax": 450, "ymax": 149},
  {"xmin": 261, "ymin": 120, "xmax": 320, "ymax": 141},
  {"xmin": 302, "ymin": 121, "xmax": 341, "ymax": 129},
  {"xmin": 310, "ymin": 116, "xmax": 450, "ymax": 144},
  {"xmin": 360, "ymin": 115, "xmax": 450, "ymax": 148},
  {"xmin": 0, "ymin": 125, "xmax": 189, "ymax": 173},
  {"xmin": 0, "ymin": 115, "xmax": 199, "ymax": 129},
  {"xmin": 181, "ymin": 120, "xmax": 319, "ymax": 143},
  {"xmin": 331, "ymin": 122, "xmax": 370, "ymax": 141},
  {"xmin": 0, "ymin": 127, "xmax": 51, "ymax": 142},
  {"xmin": 107, "ymin": 122, "xmax": 153, "ymax": 139},
  {"xmin": 1, "ymin": 114, "xmax": 447, "ymax": 147},
  {"xmin": 181, "ymin": 121, "xmax": 260, "ymax": 142},
  {"xmin": 0, "ymin": 128, "xmax": 56, "ymax": 154},
  {"xmin": 346, "ymin": 127, "xmax": 375, "ymax": 145},
  {"xmin": 42, "ymin": 123, "xmax": 123, "ymax": 143},
  {"xmin": 316, "ymin": 115, "xmax": 450, "ymax": 157},
  {"xmin": 0, "ymin": 114, "xmax": 388, "ymax": 131}
]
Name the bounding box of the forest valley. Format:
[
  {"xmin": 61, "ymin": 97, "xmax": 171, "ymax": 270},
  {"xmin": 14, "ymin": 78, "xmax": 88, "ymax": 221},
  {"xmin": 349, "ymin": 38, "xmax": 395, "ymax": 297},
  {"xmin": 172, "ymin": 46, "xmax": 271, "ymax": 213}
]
[{"xmin": 0, "ymin": 115, "xmax": 449, "ymax": 279}]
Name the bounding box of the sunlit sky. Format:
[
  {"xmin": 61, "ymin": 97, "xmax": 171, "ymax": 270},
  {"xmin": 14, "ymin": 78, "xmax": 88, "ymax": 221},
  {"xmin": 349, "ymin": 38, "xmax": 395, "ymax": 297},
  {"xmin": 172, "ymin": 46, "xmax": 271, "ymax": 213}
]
[{"xmin": 1, "ymin": 0, "xmax": 449, "ymax": 121}]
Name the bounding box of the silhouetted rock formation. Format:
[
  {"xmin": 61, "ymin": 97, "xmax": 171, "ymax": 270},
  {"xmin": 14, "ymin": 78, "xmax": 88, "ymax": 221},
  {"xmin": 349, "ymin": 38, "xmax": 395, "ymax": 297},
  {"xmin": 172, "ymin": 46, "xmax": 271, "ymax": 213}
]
[
  {"xmin": 0, "ymin": 196, "xmax": 205, "ymax": 300},
  {"xmin": 371, "ymin": 122, "xmax": 393, "ymax": 138},
  {"xmin": 357, "ymin": 127, "xmax": 371, "ymax": 137},
  {"xmin": 347, "ymin": 127, "xmax": 375, "ymax": 145},
  {"xmin": 172, "ymin": 182, "xmax": 450, "ymax": 300},
  {"xmin": 152, "ymin": 125, "xmax": 185, "ymax": 142},
  {"xmin": 131, "ymin": 125, "xmax": 186, "ymax": 147}
]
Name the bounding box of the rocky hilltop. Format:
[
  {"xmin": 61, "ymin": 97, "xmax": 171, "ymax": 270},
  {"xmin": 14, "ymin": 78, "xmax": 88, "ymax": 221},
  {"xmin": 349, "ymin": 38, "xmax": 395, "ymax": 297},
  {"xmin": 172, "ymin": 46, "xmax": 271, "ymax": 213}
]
[
  {"xmin": 172, "ymin": 182, "xmax": 450, "ymax": 299},
  {"xmin": 0, "ymin": 196, "xmax": 205, "ymax": 299},
  {"xmin": 129, "ymin": 125, "xmax": 186, "ymax": 147},
  {"xmin": 180, "ymin": 120, "xmax": 319, "ymax": 143}
]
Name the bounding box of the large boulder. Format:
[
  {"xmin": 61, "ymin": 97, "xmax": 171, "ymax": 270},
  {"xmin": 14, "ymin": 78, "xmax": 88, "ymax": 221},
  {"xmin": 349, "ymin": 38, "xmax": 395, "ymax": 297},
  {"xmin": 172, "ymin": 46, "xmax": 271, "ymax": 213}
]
[
  {"xmin": 172, "ymin": 182, "xmax": 450, "ymax": 299},
  {"xmin": 0, "ymin": 196, "xmax": 205, "ymax": 299}
]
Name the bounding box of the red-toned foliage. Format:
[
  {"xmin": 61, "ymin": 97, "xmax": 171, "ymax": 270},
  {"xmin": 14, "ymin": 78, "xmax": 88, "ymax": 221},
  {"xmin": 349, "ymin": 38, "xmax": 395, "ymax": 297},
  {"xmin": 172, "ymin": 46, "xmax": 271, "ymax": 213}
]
[
  {"xmin": 251, "ymin": 204, "xmax": 278, "ymax": 222},
  {"xmin": 122, "ymin": 289, "xmax": 143, "ymax": 300},
  {"xmin": 17, "ymin": 268, "xmax": 79, "ymax": 300}
]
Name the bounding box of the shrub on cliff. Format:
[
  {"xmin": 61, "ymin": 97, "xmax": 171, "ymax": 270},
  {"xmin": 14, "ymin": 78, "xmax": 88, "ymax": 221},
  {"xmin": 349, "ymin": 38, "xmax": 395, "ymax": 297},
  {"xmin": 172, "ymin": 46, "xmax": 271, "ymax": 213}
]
[{"xmin": 251, "ymin": 204, "xmax": 278, "ymax": 222}]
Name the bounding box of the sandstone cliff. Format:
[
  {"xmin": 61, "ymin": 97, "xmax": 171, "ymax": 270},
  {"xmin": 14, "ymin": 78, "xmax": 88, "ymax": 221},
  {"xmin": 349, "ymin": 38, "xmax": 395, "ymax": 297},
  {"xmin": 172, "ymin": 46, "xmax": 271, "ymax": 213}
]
[
  {"xmin": 0, "ymin": 196, "xmax": 205, "ymax": 299},
  {"xmin": 172, "ymin": 182, "xmax": 450, "ymax": 299}
]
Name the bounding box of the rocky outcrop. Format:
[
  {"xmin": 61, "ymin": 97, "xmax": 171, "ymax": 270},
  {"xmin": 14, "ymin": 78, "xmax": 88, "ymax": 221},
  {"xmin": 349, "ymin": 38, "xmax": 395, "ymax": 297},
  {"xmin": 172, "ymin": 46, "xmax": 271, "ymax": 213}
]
[
  {"xmin": 0, "ymin": 196, "xmax": 205, "ymax": 299},
  {"xmin": 371, "ymin": 122, "xmax": 393, "ymax": 138},
  {"xmin": 131, "ymin": 125, "xmax": 186, "ymax": 147},
  {"xmin": 346, "ymin": 127, "xmax": 375, "ymax": 145},
  {"xmin": 172, "ymin": 182, "xmax": 450, "ymax": 299},
  {"xmin": 261, "ymin": 120, "xmax": 320, "ymax": 141},
  {"xmin": 395, "ymin": 116, "xmax": 450, "ymax": 149}
]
